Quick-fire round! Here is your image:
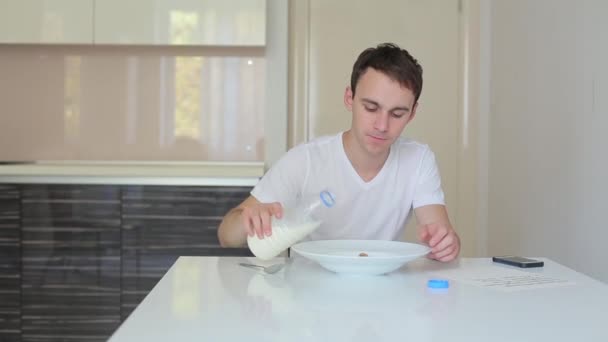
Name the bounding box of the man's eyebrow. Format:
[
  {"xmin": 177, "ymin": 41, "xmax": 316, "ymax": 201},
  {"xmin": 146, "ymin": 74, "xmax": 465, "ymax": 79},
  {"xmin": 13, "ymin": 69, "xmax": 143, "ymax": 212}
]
[{"xmin": 361, "ymin": 98, "xmax": 410, "ymax": 112}]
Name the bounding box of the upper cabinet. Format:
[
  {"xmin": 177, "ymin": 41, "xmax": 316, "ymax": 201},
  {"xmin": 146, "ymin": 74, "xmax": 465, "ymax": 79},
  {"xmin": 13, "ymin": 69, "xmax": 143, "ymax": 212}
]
[
  {"xmin": 0, "ymin": 0, "xmax": 265, "ymax": 46},
  {"xmin": 94, "ymin": 0, "xmax": 266, "ymax": 46},
  {"xmin": 0, "ymin": 0, "xmax": 94, "ymax": 44}
]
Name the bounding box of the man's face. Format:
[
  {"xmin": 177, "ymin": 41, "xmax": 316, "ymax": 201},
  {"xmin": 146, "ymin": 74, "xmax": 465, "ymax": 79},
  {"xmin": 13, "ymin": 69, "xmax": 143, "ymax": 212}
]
[{"xmin": 344, "ymin": 68, "xmax": 417, "ymax": 157}]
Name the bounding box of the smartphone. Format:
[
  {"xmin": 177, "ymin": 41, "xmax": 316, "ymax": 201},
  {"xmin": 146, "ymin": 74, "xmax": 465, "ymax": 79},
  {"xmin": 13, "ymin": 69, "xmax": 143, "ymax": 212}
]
[{"xmin": 492, "ymin": 256, "xmax": 544, "ymax": 268}]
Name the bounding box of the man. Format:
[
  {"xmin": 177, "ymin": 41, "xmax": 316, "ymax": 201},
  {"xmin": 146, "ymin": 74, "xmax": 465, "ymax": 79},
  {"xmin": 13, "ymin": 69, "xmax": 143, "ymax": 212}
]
[{"xmin": 218, "ymin": 43, "xmax": 460, "ymax": 262}]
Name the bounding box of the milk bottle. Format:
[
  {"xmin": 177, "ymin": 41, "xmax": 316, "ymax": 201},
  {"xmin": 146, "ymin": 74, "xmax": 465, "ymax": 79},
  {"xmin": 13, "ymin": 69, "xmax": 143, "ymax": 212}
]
[{"xmin": 247, "ymin": 190, "xmax": 335, "ymax": 260}]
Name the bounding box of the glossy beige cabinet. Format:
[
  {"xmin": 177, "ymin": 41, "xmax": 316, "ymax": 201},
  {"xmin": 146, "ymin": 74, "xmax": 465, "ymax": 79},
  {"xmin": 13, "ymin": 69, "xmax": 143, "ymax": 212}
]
[
  {"xmin": 94, "ymin": 0, "xmax": 266, "ymax": 46},
  {"xmin": 0, "ymin": 0, "xmax": 93, "ymax": 44}
]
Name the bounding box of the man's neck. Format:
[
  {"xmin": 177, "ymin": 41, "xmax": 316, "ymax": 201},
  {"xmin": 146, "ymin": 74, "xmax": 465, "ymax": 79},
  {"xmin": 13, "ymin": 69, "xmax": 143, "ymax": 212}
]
[{"xmin": 342, "ymin": 131, "xmax": 390, "ymax": 182}]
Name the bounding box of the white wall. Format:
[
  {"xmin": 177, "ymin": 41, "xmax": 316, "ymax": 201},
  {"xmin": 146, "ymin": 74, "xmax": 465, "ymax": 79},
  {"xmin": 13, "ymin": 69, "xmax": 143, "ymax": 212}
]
[{"xmin": 486, "ymin": 0, "xmax": 608, "ymax": 282}]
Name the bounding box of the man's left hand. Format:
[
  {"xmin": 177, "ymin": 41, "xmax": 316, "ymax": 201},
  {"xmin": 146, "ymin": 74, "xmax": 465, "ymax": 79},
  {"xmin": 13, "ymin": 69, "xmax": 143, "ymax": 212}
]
[{"xmin": 418, "ymin": 222, "xmax": 460, "ymax": 262}]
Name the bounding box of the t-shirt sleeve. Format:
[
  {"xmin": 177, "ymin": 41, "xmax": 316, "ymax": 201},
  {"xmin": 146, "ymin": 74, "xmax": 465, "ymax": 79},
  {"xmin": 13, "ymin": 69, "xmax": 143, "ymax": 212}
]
[
  {"xmin": 250, "ymin": 144, "xmax": 309, "ymax": 207},
  {"xmin": 412, "ymin": 147, "xmax": 446, "ymax": 208}
]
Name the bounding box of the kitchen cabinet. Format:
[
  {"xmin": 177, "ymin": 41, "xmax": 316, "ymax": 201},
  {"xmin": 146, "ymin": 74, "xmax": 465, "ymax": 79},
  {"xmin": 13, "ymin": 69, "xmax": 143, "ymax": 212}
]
[
  {"xmin": 0, "ymin": 182, "xmax": 252, "ymax": 340},
  {"xmin": 0, "ymin": 0, "xmax": 264, "ymax": 46},
  {"xmin": 20, "ymin": 185, "xmax": 121, "ymax": 342},
  {"xmin": 0, "ymin": 185, "xmax": 21, "ymax": 342},
  {"xmin": 0, "ymin": 0, "xmax": 93, "ymax": 44},
  {"xmin": 120, "ymin": 185, "xmax": 252, "ymax": 319},
  {"xmin": 94, "ymin": 0, "xmax": 266, "ymax": 46}
]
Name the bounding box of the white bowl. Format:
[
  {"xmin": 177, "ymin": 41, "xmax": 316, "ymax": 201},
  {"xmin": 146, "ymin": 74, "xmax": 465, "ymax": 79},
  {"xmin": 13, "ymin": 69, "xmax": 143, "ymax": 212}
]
[{"xmin": 291, "ymin": 240, "xmax": 430, "ymax": 275}]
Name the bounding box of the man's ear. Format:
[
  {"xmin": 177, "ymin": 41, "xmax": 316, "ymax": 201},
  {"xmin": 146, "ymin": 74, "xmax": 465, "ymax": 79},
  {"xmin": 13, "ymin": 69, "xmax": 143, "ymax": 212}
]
[
  {"xmin": 406, "ymin": 101, "xmax": 419, "ymax": 124},
  {"xmin": 344, "ymin": 86, "xmax": 354, "ymax": 110}
]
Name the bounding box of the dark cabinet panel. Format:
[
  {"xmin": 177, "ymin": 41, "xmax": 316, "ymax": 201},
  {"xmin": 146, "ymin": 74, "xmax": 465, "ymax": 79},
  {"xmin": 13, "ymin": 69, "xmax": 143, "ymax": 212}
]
[
  {"xmin": 20, "ymin": 185, "xmax": 121, "ymax": 342},
  {"xmin": 0, "ymin": 185, "xmax": 21, "ymax": 342},
  {"xmin": 0, "ymin": 182, "xmax": 254, "ymax": 341},
  {"xmin": 120, "ymin": 185, "xmax": 252, "ymax": 319}
]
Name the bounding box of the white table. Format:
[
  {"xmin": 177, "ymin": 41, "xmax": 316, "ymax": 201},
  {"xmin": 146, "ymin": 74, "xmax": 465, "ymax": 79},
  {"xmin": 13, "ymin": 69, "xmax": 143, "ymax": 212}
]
[{"xmin": 108, "ymin": 256, "xmax": 608, "ymax": 342}]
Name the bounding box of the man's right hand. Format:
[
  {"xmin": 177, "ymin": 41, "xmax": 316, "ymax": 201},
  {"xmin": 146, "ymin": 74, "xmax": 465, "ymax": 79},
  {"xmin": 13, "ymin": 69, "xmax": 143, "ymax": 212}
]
[{"xmin": 241, "ymin": 202, "xmax": 283, "ymax": 239}]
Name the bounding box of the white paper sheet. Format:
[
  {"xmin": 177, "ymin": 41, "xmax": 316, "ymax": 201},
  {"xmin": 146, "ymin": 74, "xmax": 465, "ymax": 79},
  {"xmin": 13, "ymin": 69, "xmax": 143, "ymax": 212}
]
[{"xmin": 433, "ymin": 265, "xmax": 576, "ymax": 291}]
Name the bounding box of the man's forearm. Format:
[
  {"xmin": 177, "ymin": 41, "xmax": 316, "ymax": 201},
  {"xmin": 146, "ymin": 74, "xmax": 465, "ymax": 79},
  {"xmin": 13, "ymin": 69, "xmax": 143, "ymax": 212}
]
[{"xmin": 218, "ymin": 208, "xmax": 248, "ymax": 248}]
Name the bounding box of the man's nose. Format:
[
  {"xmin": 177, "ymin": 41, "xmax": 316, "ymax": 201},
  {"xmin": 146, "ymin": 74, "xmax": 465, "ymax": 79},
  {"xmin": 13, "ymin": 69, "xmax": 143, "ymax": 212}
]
[{"xmin": 374, "ymin": 112, "xmax": 389, "ymax": 132}]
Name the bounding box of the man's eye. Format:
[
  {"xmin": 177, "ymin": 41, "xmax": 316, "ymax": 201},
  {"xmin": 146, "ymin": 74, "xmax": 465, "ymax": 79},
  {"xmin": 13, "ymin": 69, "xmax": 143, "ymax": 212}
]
[
  {"xmin": 364, "ymin": 106, "xmax": 378, "ymax": 112},
  {"xmin": 392, "ymin": 112, "xmax": 406, "ymax": 118}
]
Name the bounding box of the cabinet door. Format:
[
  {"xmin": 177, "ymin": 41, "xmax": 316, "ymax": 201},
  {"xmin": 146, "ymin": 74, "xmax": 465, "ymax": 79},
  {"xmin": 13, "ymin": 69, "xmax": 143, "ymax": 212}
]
[
  {"xmin": 120, "ymin": 185, "xmax": 252, "ymax": 320},
  {"xmin": 94, "ymin": 0, "xmax": 265, "ymax": 46},
  {"xmin": 0, "ymin": 185, "xmax": 21, "ymax": 342},
  {"xmin": 20, "ymin": 185, "xmax": 121, "ymax": 342},
  {"xmin": 0, "ymin": 0, "xmax": 93, "ymax": 44}
]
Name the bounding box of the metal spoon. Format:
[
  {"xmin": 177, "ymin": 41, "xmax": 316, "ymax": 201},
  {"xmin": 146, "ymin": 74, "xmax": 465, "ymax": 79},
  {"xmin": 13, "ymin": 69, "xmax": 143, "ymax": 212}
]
[{"xmin": 239, "ymin": 262, "xmax": 285, "ymax": 274}]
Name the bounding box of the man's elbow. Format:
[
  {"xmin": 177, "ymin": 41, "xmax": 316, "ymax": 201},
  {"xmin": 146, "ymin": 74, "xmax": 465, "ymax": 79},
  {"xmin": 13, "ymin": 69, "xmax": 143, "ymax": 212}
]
[
  {"xmin": 217, "ymin": 208, "xmax": 244, "ymax": 248},
  {"xmin": 218, "ymin": 234, "xmax": 227, "ymax": 248},
  {"xmin": 218, "ymin": 235, "xmax": 246, "ymax": 248},
  {"xmin": 217, "ymin": 226, "xmax": 230, "ymax": 248},
  {"xmin": 217, "ymin": 224, "xmax": 243, "ymax": 248},
  {"xmin": 218, "ymin": 234, "xmax": 235, "ymax": 248}
]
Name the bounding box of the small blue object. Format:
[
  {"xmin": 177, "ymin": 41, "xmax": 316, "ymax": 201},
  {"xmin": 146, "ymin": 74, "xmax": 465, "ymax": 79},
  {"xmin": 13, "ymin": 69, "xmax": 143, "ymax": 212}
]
[
  {"xmin": 427, "ymin": 279, "xmax": 449, "ymax": 289},
  {"xmin": 319, "ymin": 190, "xmax": 336, "ymax": 208}
]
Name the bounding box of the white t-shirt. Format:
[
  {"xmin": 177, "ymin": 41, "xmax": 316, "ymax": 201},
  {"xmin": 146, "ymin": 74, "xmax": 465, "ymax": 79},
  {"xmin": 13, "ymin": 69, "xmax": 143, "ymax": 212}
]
[{"xmin": 251, "ymin": 132, "xmax": 445, "ymax": 241}]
